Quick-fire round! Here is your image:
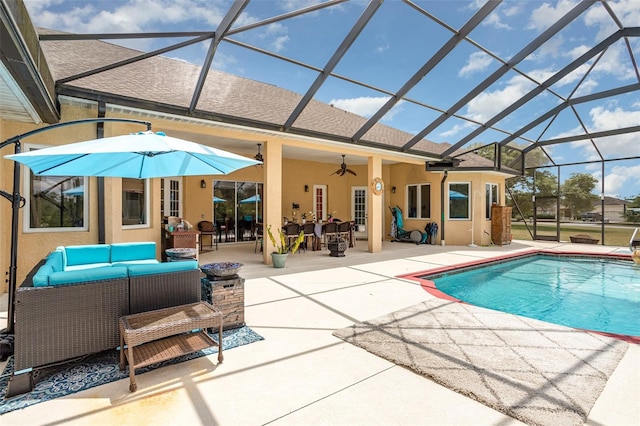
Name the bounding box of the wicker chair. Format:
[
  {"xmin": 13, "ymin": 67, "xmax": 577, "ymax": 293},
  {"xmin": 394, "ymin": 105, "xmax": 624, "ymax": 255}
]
[
  {"xmin": 283, "ymin": 223, "xmax": 301, "ymax": 253},
  {"xmin": 197, "ymin": 220, "xmax": 218, "ymax": 251},
  {"xmin": 254, "ymin": 223, "xmax": 263, "ymax": 253},
  {"xmin": 338, "ymin": 221, "xmax": 353, "ymax": 246},
  {"xmin": 302, "ymin": 222, "xmax": 316, "ymax": 252},
  {"xmin": 323, "ymin": 222, "xmax": 339, "ymax": 249}
]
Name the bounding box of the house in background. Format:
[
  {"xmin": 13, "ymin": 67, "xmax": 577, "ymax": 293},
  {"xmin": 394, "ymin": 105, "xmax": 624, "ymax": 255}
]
[{"xmin": 589, "ymin": 196, "xmax": 629, "ymax": 223}]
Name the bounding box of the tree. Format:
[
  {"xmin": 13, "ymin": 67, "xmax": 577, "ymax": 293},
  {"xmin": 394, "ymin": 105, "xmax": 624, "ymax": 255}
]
[
  {"xmin": 626, "ymin": 194, "xmax": 640, "ymax": 208},
  {"xmin": 507, "ymin": 169, "xmax": 558, "ymax": 219},
  {"xmin": 561, "ymin": 173, "xmax": 599, "ymax": 219},
  {"xmin": 503, "ymin": 146, "xmax": 554, "ymax": 219}
]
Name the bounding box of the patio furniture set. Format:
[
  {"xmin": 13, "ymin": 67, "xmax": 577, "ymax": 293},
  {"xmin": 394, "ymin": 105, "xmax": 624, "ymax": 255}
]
[{"xmin": 7, "ymin": 241, "xmax": 226, "ymax": 396}]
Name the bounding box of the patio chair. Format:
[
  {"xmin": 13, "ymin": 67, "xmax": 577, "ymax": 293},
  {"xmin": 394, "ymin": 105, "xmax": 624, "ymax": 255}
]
[
  {"xmin": 254, "ymin": 223, "xmax": 263, "ymax": 253},
  {"xmin": 323, "ymin": 222, "xmax": 339, "ymax": 249},
  {"xmin": 302, "ymin": 222, "xmax": 316, "ymax": 252},
  {"xmin": 197, "ymin": 220, "xmax": 218, "ymax": 251},
  {"xmin": 338, "ymin": 221, "xmax": 353, "ymax": 247},
  {"xmin": 283, "ymin": 223, "xmax": 301, "ymax": 253},
  {"xmin": 224, "ymin": 218, "xmax": 236, "ymax": 242}
]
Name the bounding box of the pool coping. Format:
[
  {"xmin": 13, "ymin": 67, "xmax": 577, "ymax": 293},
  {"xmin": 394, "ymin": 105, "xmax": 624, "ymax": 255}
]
[{"xmin": 399, "ymin": 249, "xmax": 639, "ymax": 345}]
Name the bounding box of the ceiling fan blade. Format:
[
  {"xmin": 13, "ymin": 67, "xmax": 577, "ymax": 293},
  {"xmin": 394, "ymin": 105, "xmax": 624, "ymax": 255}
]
[
  {"xmin": 329, "ymin": 169, "xmax": 340, "ymax": 176},
  {"xmin": 346, "ymin": 169, "xmax": 357, "ymax": 176}
]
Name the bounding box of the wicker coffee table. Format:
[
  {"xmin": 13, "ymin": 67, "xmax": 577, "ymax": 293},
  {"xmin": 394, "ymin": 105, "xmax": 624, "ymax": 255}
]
[{"xmin": 119, "ymin": 301, "xmax": 223, "ymax": 392}]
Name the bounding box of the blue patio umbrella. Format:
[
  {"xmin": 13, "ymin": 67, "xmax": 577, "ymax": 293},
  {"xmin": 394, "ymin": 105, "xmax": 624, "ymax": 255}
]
[
  {"xmin": 213, "ymin": 196, "xmax": 226, "ymax": 203},
  {"xmin": 239, "ymin": 194, "xmax": 260, "ymax": 204},
  {"xmin": 4, "ymin": 131, "xmax": 260, "ymax": 178},
  {"xmin": 63, "ymin": 185, "xmax": 85, "ymax": 196},
  {"xmin": 449, "ymin": 190, "xmax": 468, "ymax": 199}
]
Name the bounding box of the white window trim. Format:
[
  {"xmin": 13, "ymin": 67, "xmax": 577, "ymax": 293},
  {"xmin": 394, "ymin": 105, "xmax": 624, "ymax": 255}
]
[
  {"xmin": 406, "ymin": 183, "xmax": 431, "ymax": 220},
  {"xmin": 313, "ymin": 184, "xmax": 328, "ymax": 221},
  {"xmin": 22, "ymin": 142, "xmax": 89, "ymax": 233},
  {"xmin": 485, "ymin": 183, "xmax": 499, "ymax": 220},
  {"xmin": 122, "ymin": 178, "xmax": 151, "ymax": 229},
  {"xmin": 448, "ymin": 182, "xmax": 471, "ymax": 220},
  {"xmin": 162, "ymin": 178, "xmax": 183, "ymax": 218}
]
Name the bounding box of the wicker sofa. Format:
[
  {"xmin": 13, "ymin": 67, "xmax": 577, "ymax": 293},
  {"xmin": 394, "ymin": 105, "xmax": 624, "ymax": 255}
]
[{"xmin": 12, "ymin": 242, "xmax": 201, "ymax": 376}]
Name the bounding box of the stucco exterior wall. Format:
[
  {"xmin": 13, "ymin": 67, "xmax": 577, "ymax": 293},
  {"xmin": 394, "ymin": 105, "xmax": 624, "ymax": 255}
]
[{"xmin": 1, "ymin": 101, "xmax": 508, "ymax": 287}]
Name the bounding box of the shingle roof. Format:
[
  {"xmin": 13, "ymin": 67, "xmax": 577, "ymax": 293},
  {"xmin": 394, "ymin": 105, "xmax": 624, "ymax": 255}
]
[{"xmin": 39, "ymin": 28, "xmax": 496, "ymax": 168}]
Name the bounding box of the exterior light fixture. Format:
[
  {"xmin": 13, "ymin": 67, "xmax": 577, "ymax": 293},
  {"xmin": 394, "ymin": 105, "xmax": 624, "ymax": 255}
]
[
  {"xmin": 304, "ymin": 185, "xmax": 309, "ymax": 192},
  {"xmin": 200, "ymin": 179, "xmax": 206, "ymax": 189},
  {"xmin": 391, "ymin": 186, "xmax": 396, "ymax": 193}
]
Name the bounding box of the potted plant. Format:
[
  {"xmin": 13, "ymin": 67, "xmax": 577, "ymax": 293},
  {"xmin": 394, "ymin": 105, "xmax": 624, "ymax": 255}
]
[{"xmin": 266, "ymin": 225, "xmax": 305, "ymax": 268}]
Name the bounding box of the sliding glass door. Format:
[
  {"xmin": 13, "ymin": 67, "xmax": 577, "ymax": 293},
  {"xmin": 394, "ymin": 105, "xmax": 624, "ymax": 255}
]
[{"xmin": 213, "ymin": 180, "xmax": 262, "ymax": 242}]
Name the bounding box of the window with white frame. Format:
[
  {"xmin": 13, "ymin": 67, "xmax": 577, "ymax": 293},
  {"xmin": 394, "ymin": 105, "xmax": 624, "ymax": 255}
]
[
  {"xmin": 448, "ymin": 182, "xmax": 470, "ymax": 219},
  {"xmin": 485, "ymin": 183, "xmax": 499, "ymax": 219},
  {"xmin": 23, "ymin": 144, "xmax": 88, "ymax": 232},
  {"xmin": 161, "ymin": 178, "xmax": 182, "ymax": 218},
  {"xmin": 122, "ymin": 178, "xmax": 149, "ymax": 226},
  {"xmin": 407, "ymin": 183, "xmax": 431, "ymax": 219}
]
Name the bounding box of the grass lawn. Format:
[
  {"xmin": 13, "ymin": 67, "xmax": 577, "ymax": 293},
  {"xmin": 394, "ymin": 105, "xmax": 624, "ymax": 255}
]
[{"xmin": 511, "ymin": 222, "xmax": 638, "ymax": 247}]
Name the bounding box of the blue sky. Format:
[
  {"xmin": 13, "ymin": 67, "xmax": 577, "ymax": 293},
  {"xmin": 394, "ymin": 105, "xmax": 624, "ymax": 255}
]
[{"xmin": 24, "ymin": 0, "xmax": 640, "ymax": 199}]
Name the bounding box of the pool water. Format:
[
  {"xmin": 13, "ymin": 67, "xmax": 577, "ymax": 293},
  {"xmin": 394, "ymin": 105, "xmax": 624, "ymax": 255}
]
[{"xmin": 429, "ymin": 254, "xmax": 640, "ymax": 337}]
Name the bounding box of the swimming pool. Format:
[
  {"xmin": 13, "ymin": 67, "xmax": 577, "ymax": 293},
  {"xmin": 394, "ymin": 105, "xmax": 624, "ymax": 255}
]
[{"xmin": 423, "ymin": 253, "xmax": 640, "ymax": 337}]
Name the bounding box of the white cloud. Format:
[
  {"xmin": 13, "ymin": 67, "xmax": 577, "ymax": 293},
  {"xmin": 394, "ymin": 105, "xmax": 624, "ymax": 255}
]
[
  {"xmin": 24, "ymin": 0, "xmax": 230, "ymax": 52},
  {"xmin": 594, "ymin": 163, "xmax": 640, "ymax": 197},
  {"xmin": 376, "ymin": 44, "xmax": 390, "ymax": 53},
  {"xmin": 564, "ymin": 105, "xmax": 640, "ymax": 163},
  {"xmin": 328, "ymin": 96, "xmax": 399, "ymax": 119},
  {"xmin": 572, "ymin": 78, "xmax": 599, "ymax": 96},
  {"xmin": 438, "ymin": 122, "xmax": 475, "ymax": 138},
  {"xmin": 591, "ymin": 43, "xmax": 637, "ymax": 81},
  {"xmin": 459, "ymin": 51, "xmax": 494, "ymax": 77},
  {"xmin": 584, "ymin": 0, "xmax": 640, "ymax": 40},
  {"xmin": 466, "ymin": 74, "xmax": 537, "ymax": 122},
  {"xmin": 482, "ymin": 12, "xmax": 512, "ymax": 30},
  {"xmin": 528, "ymin": 36, "xmax": 565, "ymax": 60},
  {"xmin": 528, "ymin": 0, "xmax": 579, "ymax": 31}
]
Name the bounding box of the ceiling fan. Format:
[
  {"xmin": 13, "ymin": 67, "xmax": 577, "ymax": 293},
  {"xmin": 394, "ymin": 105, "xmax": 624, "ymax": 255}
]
[
  {"xmin": 255, "ymin": 143, "xmax": 263, "ymax": 162},
  {"xmin": 330, "ymin": 154, "xmax": 356, "ymax": 176}
]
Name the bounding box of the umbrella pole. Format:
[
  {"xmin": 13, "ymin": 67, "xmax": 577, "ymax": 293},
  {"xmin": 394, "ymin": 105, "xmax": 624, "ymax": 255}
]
[{"xmin": 0, "ymin": 142, "xmax": 23, "ymax": 358}]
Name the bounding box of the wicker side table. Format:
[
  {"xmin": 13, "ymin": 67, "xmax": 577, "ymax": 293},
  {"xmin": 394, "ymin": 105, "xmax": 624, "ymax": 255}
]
[{"xmin": 119, "ymin": 301, "xmax": 223, "ymax": 392}]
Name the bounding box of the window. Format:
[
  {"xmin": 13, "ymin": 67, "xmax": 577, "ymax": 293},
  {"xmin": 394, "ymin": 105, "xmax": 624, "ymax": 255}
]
[
  {"xmin": 313, "ymin": 185, "xmax": 327, "ymax": 221},
  {"xmin": 485, "ymin": 183, "xmax": 499, "ymax": 219},
  {"xmin": 122, "ymin": 178, "xmax": 149, "ymax": 226},
  {"xmin": 407, "ymin": 184, "xmax": 431, "ymax": 219},
  {"xmin": 161, "ymin": 178, "xmax": 182, "ymax": 218},
  {"xmin": 23, "ymin": 144, "xmax": 88, "ymax": 232},
  {"xmin": 448, "ymin": 183, "xmax": 470, "ymax": 219}
]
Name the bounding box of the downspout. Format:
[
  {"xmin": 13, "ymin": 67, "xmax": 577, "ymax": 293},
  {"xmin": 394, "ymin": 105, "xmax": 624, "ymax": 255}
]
[
  {"xmin": 97, "ymin": 102, "xmax": 106, "ymax": 244},
  {"xmin": 440, "ymin": 171, "xmax": 447, "ymax": 246}
]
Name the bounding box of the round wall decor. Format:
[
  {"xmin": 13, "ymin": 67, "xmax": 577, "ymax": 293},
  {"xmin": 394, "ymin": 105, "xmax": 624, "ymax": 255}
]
[{"xmin": 371, "ymin": 177, "xmax": 384, "ymax": 195}]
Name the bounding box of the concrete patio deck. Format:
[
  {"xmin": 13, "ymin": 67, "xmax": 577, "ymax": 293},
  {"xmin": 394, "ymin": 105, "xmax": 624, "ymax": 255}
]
[{"xmin": 1, "ymin": 239, "xmax": 638, "ymax": 425}]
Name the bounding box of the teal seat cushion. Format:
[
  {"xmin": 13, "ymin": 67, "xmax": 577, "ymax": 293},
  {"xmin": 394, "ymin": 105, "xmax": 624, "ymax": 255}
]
[
  {"xmin": 47, "ymin": 249, "xmax": 64, "ymax": 272},
  {"xmin": 64, "ymin": 244, "xmax": 111, "ymax": 267},
  {"xmin": 48, "ymin": 266, "xmax": 129, "ymax": 286},
  {"xmin": 65, "ymin": 263, "xmax": 112, "ymax": 271},
  {"xmin": 111, "ymin": 242, "xmax": 156, "ymax": 262},
  {"xmin": 33, "ymin": 264, "xmax": 54, "ymax": 287},
  {"xmin": 127, "ymin": 260, "xmax": 198, "ymax": 277},
  {"xmin": 33, "ymin": 250, "xmax": 65, "ymax": 287}
]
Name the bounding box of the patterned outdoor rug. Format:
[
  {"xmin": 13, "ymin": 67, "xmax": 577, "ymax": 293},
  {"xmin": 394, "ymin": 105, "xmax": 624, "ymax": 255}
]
[
  {"xmin": 0, "ymin": 326, "xmax": 263, "ymax": 415},
  {"xmin": 333, "ymin": 299, "xmax": 629, "ymax": 426}
]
